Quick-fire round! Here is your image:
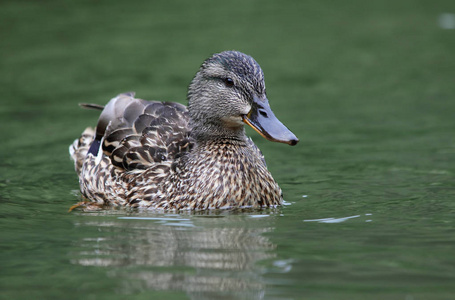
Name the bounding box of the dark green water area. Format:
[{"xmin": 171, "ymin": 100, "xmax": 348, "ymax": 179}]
[{"xmin": 1, "ymin": 1, "xmax": 455, "ymax": 299}]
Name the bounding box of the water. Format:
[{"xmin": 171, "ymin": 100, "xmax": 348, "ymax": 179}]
[{"xmin": 1, "ymin": 1, "xmax": 455, "ymax": 299}]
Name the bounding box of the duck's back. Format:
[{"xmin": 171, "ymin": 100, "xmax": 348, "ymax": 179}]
[
  {"xmin": 72, "ymin": 93, "xmax": 192, "ymax": 170},
  {"xmin": 70, "ymin": 93, "xmax": 194, "ymax": 204}
]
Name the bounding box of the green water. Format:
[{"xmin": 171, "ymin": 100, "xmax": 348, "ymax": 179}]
[{"xmin": 1, "ymin": 0, "xmax": 455, "ymax": 299}]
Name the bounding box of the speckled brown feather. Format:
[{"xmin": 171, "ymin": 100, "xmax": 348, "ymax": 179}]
[{"xmin": 70, "ymin": 93, "xmax": 281, "ymax": 210}]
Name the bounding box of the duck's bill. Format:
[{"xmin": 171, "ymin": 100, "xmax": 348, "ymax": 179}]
[{"xmin": 243, "ymin": 96, "xmax": 299, "ymax": 146}]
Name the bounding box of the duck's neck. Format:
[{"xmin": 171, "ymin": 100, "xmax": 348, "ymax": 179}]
[{"xmin": 190, "ymin": 121, "xmax": 248, "ymax": 145}]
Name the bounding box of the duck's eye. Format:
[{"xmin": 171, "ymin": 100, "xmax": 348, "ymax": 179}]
[{"xmin": 224, "ymin": 78, "xmax": 234, "ymax": 87}]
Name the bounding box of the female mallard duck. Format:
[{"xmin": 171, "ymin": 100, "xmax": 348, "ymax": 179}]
[{"xmin": 70, "ymin": 51, "xmax": 298, "ymax": 210}]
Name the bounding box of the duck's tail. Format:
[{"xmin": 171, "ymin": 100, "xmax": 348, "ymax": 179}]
[
  {"xmin": 69, "ymin": 127, "xmax": 95, "ymax": 176},
  {"xmin": 68, "ymin": 102, "xmax": 107, "ymax": 176}
]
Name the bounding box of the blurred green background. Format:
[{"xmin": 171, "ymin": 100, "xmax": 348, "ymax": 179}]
[{"xmin": 1, "ymin": 0, "xmax": 455, "ymax": 299}]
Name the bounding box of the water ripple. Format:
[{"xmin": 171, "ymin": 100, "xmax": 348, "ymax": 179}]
[{"xmin": 304, "ymin": 213, "xmax": 373, "ymax": 223}]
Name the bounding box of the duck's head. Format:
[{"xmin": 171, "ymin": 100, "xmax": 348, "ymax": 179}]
[{"xmin": 188, "ymin": 51, "xmax": 298, "ymax": 146}]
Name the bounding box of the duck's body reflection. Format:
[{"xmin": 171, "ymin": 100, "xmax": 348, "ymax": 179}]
[{"xmin": 71, "ymin": 212, "xmax": 279, "ymax": 299}]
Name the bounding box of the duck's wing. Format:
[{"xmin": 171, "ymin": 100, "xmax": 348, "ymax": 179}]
[{"xmin": 89, "ymin": 92, "xmax": 193, "ymax": 171}]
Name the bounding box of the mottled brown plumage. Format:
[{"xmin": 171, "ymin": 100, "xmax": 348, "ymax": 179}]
[{"xmin": 69, "ymin": 51, "xmax": 298, "ymax": 210}]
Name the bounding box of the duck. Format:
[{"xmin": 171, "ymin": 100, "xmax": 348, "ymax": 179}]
[{"xmin": 69, "ymin": 51, "xmax": 298, "ymax": 210}]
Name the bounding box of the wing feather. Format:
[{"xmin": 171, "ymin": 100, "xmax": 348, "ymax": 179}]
[{"xmin": 90, "ymin": 93, "xmax": 193, "ymax": 172}]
